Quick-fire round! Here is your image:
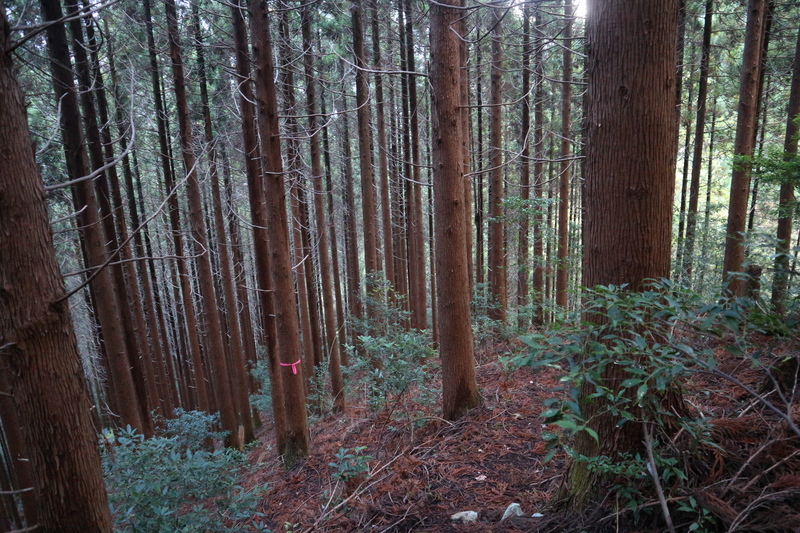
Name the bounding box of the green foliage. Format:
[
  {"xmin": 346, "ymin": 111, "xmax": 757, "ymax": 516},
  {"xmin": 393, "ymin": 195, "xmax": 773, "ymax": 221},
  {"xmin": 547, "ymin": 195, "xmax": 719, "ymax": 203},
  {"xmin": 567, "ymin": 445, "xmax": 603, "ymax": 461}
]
[
  {"xmin": 250, "ymin": 354, "xmax": 273, "ymax": 415},
  {"xmin": 307, "ymin": 358, "xmax": 332, "ymax": 419},
  {"xmin": 514, "ymin": 281, "xmax": 784, "ymax": 526},
  {"xmin": 346, "ymin": 273, "xmax": 440, "ymax": 418},
  {"xmin": 103, "ymin": 411, "xmax": 266, "ymax": 532},
  {"xmin": 472, "ymin": 282, "xmax": 518, "ymax": 343},
  {"xmin": 348, "ymin": 328, "xmax": 437, "ymax": 415},
  {"xmin": 328, "ymin": 446, "xmax": 372, "ymax": 485}
]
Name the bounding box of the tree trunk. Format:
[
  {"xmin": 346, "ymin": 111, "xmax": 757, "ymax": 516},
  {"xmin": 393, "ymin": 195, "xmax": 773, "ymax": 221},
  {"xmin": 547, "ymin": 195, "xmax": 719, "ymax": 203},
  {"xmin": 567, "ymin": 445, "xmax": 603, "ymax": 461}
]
[
  {"xmin": 430, "ymin": 0, "xmax": 482, "ymax": 420},
  {"xmin": 556, "ymin": 0, "xmax": 573, "ymax": 309},
  {"xmin": 772, "ymin": 27, "xmax": 800, "ymax": 314},
  {"xmin": 352, "ymin": 0, "xmax": 381, "ymax": 320},
  {"xmin": 142, "ymin": 0, "xmax": 210, "ymax": 412},
  {"xmin": 517, "ymin": 3, "xmax": 532, "ymax": 329},
  {"xmin": 565, "ymin": 0, "xmax": 678, "ymax": 509},
  {"xmin": 722, "ymin": 0, "xmax": 769, "ymax": 295},
  {"xmin": 193, "ymin": 2, "xmax": 255, "ymax": 442},
  {"xmin": 402, "ymin": 0, "xmax": 427, "ymax": 330},
  {"xmin": 371, "ymin": 0, "xmax": 396, "ymax": 293},
  {"xmin": 682, "ymin": 0, "xmax": 713, "ymax": 282},
  {"xmin": 1, "ymin": 11, "xmax": 112, "ymax": 528},
  {"xmin": 163, "ymin": 0, "xmax": 241, "ymax": 449},
  {"xmin": 532, "ymin": 5, "xmax": 545, "ymax": 324},
  {"xmin": 250, "ymin": 0, "xmax": 311, "ymax": 465},
  {"xmin": 321, "ymin": 89, "xmax": 350, "ymax": 366},
  {"xmin": 231, "ymin": 0, "xmax": 286, "ymax": 440},
  {"xmin": 40, "ymin": 0, "xmax": 144, "ymax": 433},
  {"xmin": 302, "ymin": 4, "xmax": 345, "ymax": 411},
  {"xmin": 488, "ymin": 3, "xmax": 507, "ymax": 323}
]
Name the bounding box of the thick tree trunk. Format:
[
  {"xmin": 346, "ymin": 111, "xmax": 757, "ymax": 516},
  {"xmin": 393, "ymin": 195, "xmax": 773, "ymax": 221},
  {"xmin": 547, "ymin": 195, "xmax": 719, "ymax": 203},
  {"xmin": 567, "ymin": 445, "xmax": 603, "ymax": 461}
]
[
  {"xmin": 279, "ymin": 8, "xmax": 317, "ymax": 387},
  {"xmin": 430, "ymin": 0, "xmax": 482, "ymax": 420},
  {"xmin": 1, "ymin": 11, "xmax": 112, "ymax": 528},
  {"xmin": 565, "ymin": 0, "xmax": 678, "ymax": 509},
  {"xmin": 250, "ymin": 0, "xmax": 311, "ymax": 465},
  {"xmin": 722, "ymin": 0, "xmax": 769, "ymax": 295}
]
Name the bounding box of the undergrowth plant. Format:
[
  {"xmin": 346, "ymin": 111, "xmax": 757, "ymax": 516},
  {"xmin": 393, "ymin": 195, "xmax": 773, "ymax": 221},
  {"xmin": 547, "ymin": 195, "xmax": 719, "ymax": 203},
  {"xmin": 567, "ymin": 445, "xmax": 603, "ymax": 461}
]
[
  {"xmin": 515, "ymin": 280, "xmax": 797, "ymax": 530},
  {"xmin": 346, "ymin": 275, "xmax": 439, "ymax": 419},
  {"xmin": 102, "ymin": 410, "xmax": 266, "ymax": 532}
]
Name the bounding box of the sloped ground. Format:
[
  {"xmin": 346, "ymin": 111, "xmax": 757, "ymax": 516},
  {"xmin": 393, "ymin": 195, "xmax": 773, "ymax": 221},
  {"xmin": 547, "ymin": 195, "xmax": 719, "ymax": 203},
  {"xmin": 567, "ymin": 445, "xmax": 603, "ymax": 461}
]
[{"xmin": 239, "ymin": 335, "xmax": 800, "ymax": 533}]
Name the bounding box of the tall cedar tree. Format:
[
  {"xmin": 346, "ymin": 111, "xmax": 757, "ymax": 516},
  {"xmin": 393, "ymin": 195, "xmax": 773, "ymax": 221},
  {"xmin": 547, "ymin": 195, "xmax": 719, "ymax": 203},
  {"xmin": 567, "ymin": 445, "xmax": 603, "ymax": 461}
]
[
  {"xmin": 429, "ymin": 0, "xmax": 482, "ymax": 420},
  {"xmin": 556, "ymin": 0, "xmax": 572, "ymax": 308},
  {"xmin": 564, "ymin": 0, "xmax": 678, "ymax": 509},
  {"xmin": 302, "ymin": 4, "xmax": 345, "ymax": 411},
  {"xmin": 39, "ymin": 0, "xmax": 144, "ymax": 432},
  {"xmin": 517, "ymin": 3, "xmax": 532, "ymax": 329},
  {"xmin": 403, "ymin": 0, "xmax": 427, "ymax": 330},
  {"xmin": 0, "ymin": 10, "xmax": 113, "ymax": 529},
  {"xmin": 371, "ymin": 0, "xmax": 395, "ymax": 294},
  {"xmin": 231, "ymin": 0, "xmax": 289, "ymax": 446},
  {"xmin": 682, "ymin": 0, "xmax": 714, "ymax": 280},
  {"xmin": 771, "ymin": 27, "xmax": 800, "ymax": 314},
  {"xmin": 722, "ymin": 0, "xmax": 769, "ymax": 295},
  {"xmin": 142, "ymin": 0, "xmax": 210, "ymax": 412},
  {"xmin": 163, "ymin": 0, "xmax": 241, "ymax": 449},
  {"xmin": 488, "ymin": 3, "xmax": 507, "ymax": 322},
  {"xmin": 352, "ymin": 0, "xmax": 381, "ymax": 320},
  {"xmin": 193, "ymin": 3, "xmax": 255, "ymax": 442},
  {"xmin": 250, "ymin": 0, "xmax": 311, "ymax": 465},
  {"xmin": 64, "ymin": 0, "xmax": 155, "ymax": 435},
  {"xmin": 531, "ymin": 5, "xmax": 545, "ymax": 325}
]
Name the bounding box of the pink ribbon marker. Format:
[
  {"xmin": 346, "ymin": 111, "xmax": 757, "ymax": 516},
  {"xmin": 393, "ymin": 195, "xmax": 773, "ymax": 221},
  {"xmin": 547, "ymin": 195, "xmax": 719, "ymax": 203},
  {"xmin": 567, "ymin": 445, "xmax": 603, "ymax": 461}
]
[{"xmin": 280, "ymin": 359, "xmax": 301, "ymax": 374}]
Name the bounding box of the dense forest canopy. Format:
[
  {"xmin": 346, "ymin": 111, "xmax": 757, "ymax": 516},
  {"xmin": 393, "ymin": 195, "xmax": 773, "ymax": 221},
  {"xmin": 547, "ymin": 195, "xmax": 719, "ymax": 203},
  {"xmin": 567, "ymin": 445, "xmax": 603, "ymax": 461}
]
[{"xmin": 2, "ymin": 0, "xmax": 800, "ymax": 529}]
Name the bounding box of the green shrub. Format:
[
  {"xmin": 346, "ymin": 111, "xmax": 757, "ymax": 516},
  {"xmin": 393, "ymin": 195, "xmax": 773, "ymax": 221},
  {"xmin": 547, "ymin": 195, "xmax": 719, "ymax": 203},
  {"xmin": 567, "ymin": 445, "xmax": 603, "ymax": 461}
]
[{"xmin": 102, "ymin": 411, "xmax": 266, "ymax": 532}]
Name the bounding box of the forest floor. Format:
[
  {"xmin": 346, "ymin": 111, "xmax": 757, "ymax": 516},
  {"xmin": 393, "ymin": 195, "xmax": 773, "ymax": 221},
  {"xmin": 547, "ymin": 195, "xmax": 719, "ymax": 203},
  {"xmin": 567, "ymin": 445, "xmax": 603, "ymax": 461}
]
[{"xmin": 239, "ymin": 333, "xmax": 800, "ymax": 533}]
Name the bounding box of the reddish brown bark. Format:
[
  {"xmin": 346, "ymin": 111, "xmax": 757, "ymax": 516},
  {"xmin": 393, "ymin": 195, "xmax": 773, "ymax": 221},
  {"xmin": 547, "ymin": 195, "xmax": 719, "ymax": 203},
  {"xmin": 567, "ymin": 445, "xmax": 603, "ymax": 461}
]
[
  {"xmin": 772, "ymin": 28, "xmax": 800, "ymax": 314},
  {"xmin": 517, "ymin": 3, "xmax": 532, "ymax": 329},
  {"xmin": 402, "ymin": 0, "xmax": 427, "ymax": 330},
  {"xmin": 352, "ymin": 0, "xmax": 382, "ymax": 321},
  {"xmin": 40, "ymin": 0, "xmax": 143, "ymax": 433},
  {"xmin": 142, "ymin": 0, "xmax": 210, "ymax": 412},
  {"xmin": 1, "ymin": 10, "xmax": 112, "ymax": 527},
  {"xmin": 250, "ymin": 0, "xmax": 311, "ymax": 464},
  {"xmin": 488, "ymin": 4, "xmax": 507, "ymax": 323},
  {"xmin": 371, "ymin": 0, "xmax": 396, "ymax": 292},
  {"xmin": 231, "ymin": 0, "xmax": 286, "ymax": 441},
  {"xmin": 430, "ymin": 0, "xmax": 482, "ymax": 420},
  {"xmin": 568, "ymin": 0, "xmax": 678, "ymax": 507},
  {"xmin": 723, "ymin": 0, "xmax": 769, "ymax": 295},
  {"xmin": 164, "ymin": 0, "xmax": 240, "ymax": 449},
  {"xmin": 556, "ymin": 0, "xmax": 572, "ymax": 309},
  {"xmin": 302, "ymin": 5, "xmax": 345, "ymax": 410}
]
